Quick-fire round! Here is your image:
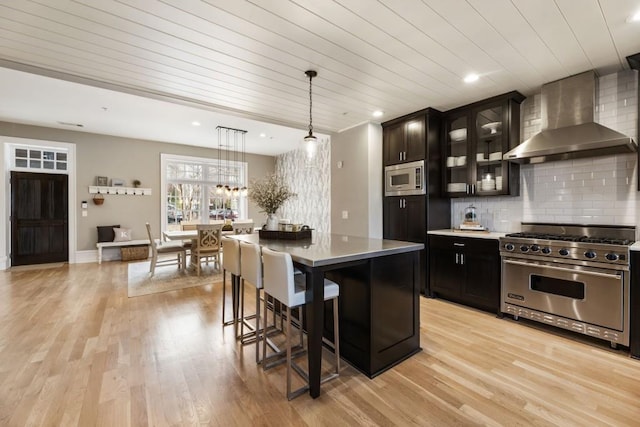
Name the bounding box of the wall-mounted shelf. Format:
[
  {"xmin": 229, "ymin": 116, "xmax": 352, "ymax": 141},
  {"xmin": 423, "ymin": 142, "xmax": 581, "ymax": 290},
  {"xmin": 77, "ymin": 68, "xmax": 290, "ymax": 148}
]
[{"xmin": 89, "ymin": 186, "xmax": 152, "ymax": 196}]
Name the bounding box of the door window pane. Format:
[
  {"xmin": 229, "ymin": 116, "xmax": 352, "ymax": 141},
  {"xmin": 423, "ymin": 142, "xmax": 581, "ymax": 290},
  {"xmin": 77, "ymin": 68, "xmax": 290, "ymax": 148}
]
[{"xmin": 13, "ymin": 146, "xmax": 69, "ymax": 173}]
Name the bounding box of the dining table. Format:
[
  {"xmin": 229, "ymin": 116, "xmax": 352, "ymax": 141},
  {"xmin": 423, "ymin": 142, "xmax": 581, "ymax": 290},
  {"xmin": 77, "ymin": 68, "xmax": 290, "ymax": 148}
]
[
  {"xmin": 227, "ymin": 232, "xmax": 424, "ymax": 399},
  {"xmin": 163, "ymin": 229, "xmax": 198, "ymax": 242}
]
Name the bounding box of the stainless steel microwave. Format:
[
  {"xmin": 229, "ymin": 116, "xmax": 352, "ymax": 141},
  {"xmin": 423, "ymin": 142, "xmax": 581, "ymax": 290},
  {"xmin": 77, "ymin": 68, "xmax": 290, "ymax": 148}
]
[{"xmin": 384, "ymin": 160, "xmax": 425, "ymax": 196}]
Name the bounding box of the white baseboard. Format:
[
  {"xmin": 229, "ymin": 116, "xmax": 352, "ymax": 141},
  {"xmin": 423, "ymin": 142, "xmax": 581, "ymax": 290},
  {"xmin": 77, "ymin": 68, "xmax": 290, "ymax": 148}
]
[
  {"xmin": 76, "ymin": 248, "xmax": 124, "ymax": 263},
  {"xmin": 0, "ymin": 249, "xmax": 135, "ymax": 270},
  {"xmin": 75, "ymin": 250, "xmax": 98, "ymax": 264}
]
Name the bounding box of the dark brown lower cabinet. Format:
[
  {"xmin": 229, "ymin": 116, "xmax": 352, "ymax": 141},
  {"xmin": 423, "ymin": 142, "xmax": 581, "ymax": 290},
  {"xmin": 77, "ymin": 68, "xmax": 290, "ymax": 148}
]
[
  {"xmin": 630, "ymin": 251, "xmax": 640, "ymax": 359},
  {"xmin": 383, "ymin": 196, "xmax": 425, "ymax": 242},
  {"xmin": 428, "ymin": 234, "xmax": 500, "ymax": 313},
  {"xmin": 323, "ymin": 250, "xmax": 421, "ymax": 378}
]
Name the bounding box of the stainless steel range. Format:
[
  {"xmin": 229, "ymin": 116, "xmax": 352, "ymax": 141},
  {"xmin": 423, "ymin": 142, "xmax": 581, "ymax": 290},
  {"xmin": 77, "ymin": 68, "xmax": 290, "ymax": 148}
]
[{"xmin": 500, "ymin": 223, "xmax": 635, "ymax": 347}]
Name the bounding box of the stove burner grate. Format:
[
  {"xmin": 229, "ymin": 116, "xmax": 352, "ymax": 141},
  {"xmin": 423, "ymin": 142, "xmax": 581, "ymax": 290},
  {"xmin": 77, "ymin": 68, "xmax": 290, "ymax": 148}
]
[{"xmin": 504, "ymin": 232, "xmax": 633, "ymax": 246}]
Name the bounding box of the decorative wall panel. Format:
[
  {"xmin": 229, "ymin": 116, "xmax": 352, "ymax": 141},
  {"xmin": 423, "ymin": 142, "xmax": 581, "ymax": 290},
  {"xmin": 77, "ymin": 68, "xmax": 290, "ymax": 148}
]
[{"xmin": 276, "ymin": 139, "xmax": 331, "ymax": 232}]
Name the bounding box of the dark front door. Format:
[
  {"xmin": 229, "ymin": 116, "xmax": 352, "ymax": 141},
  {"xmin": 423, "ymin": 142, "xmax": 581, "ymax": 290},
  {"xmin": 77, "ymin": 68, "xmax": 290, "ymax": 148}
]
[{"xmin": 11, "ymin": 171, "xmax": 69, "ymax": 266}]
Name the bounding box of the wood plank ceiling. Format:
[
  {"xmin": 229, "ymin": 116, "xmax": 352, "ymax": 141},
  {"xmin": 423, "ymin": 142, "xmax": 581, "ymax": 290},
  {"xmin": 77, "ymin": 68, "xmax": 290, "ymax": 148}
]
[{"xmin": 0, "ymin": 0, "xmax": 639, "ymax": 151}]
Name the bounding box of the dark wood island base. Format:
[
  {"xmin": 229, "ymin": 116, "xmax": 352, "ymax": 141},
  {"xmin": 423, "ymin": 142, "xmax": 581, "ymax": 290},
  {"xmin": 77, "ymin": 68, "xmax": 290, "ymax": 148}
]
[{"xmin": 323, "ymin": 250, "xmax": 421, "ymax": 378}]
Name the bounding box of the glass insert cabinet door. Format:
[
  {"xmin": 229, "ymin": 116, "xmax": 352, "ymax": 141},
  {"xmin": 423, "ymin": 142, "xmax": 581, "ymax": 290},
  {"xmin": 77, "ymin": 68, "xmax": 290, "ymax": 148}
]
[
  {"xmin": 474, "ymin": 103, "xmax": 505, "ymax": 194},
  {"xmin": 444, "ymin": 114, "xmax": 469, "ymax": 195}
]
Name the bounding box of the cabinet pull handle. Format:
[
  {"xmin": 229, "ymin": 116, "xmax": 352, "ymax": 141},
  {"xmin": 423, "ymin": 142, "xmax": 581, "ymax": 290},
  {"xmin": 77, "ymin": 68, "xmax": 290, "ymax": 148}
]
[
  {"xmin": 453, "ymin": 243, "xmax": 465, "ymax": 247},
  {"xmin": 399, "ymin": 199, "xmax": 402, "ymax": 208},
  {"xmin": 399, "ymin": 152, "xmax": 402, "ymax": 161},
  {"xmin": 455, "ymin": 253, "xmax": 459, "ymax": 264},
  {"xmin": 402, "ymin": 199, "xmax": 406, "ymax": 208},
  {"xmin": 460, "ymin": 254, "xmax": 464, "ymax": 265}
]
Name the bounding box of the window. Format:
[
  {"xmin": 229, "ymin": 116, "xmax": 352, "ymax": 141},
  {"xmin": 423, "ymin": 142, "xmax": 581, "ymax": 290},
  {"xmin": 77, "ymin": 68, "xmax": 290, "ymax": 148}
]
[
  {"xmin": 162, "ymin": 154, "xmax": 247, "ymax": 230},
  {"xmin": 13, "ymin": 146, "xmax": 68, "ymax": 171}
]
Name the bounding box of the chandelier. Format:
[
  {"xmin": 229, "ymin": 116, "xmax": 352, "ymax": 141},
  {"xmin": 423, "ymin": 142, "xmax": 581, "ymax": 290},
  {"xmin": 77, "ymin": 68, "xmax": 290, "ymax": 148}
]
[{"xmin": 215, "ymin": 126, "xmax": 247, "ymax": 199}]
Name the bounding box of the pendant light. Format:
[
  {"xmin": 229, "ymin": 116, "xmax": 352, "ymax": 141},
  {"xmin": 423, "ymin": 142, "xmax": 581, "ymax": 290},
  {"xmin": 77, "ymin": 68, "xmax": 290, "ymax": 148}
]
[
  {"xmin": 304, "ymin": 70, "xmax": 318, "ymax": 159},
  {"xmin": 232, "ymin": 130, "xmax": 240, "ymax": 198},
  {"xmin": 240, "ymin": 130, "xmax": 248, "ymax": 196},
  {"xmin": 215, "ymin": 126, "xmax": 223, "ymax": 194}
]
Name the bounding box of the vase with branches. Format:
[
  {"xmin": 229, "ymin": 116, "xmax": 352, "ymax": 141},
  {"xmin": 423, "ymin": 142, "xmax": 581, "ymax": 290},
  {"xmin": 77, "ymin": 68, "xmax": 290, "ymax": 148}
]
[{"xmin": 248, "ymin": 173, "xmax": 296, "ymax": 230}]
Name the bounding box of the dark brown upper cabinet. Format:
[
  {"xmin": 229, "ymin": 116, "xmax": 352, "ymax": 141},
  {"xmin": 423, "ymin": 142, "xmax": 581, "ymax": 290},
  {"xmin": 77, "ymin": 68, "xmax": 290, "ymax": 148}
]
[
  {"xmin": 442, "ymin": 91, "xmax": 525, "ymax": 198},
  {"xmin": 383, "ymin": 115, "xmax": 426, "ymax": 166}
]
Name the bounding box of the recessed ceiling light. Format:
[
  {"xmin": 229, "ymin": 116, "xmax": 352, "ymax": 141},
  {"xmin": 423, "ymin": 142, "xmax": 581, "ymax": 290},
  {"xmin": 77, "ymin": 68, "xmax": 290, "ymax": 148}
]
[
  {"xmin": 260, "ymin": 133, "xmax": 266, "ymax": 138},
  {"xmin": 627, "ymin": 11, "xmax": 640, "ymax": 22},
  {"xmin": 463, "ymin": 73, "xmax": 479, "ymax": 83},
  {"xmin": 372, "ymin": 110, "xmax": 384, "ymax": 118},
  {"xmin": 192, "ymin": 121, "xmax": 201, "ymax": 126}
]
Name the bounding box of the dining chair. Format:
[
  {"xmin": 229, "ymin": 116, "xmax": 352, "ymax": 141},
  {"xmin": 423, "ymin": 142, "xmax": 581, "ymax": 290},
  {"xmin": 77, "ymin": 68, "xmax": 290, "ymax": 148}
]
[
  {"xmin": 261, "ymin": 247, "xmax": 341, "ymax": 400},
  {"xmin": 232, "ymin": 220, "xmax": 254, "ymax": 234},
  {"xmin": 178, "ymin": 223, "xmax": 198, "ymax": 255},
  {"xmin": 191, "ymin": 224, "xmax": 222, "ymax": 276},
  {"xmin": 145, "ymin": 222, "xmax": 187, "ymax": 276}
]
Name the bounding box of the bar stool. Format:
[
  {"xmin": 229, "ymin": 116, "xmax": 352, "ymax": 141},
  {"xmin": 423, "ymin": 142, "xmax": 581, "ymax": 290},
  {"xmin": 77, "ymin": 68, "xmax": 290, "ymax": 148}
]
[
  {"xmin": 221, "ymin": 237, "xmax": 241, "ymax": 333},
  {"xmin": 239, "ymin": 241, "xmax": 280, "ymax": 363},
  {"xmin": 261, "ymin": 247, "xmax": 340, "ymax": 400}
]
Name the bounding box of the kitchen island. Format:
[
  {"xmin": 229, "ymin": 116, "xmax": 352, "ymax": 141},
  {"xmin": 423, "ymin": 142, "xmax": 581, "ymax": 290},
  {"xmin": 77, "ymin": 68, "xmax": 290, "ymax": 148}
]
[{"xmin": 228, "ymin": 232, "xmax": 424, "ymax": 398}]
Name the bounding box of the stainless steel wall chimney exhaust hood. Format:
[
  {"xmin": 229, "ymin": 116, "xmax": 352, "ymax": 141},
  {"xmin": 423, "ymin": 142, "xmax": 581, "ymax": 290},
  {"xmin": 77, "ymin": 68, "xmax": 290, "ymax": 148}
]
[{"xmin": 504, "ymin": 71, "xmax": 637, "ymax": 164}]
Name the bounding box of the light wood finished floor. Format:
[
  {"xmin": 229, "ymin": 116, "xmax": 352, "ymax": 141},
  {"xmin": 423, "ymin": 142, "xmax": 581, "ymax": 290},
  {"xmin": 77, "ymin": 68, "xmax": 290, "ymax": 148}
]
[{"xmin": 1, "ymin": 262, "xmax": 639, "ymax": 426}]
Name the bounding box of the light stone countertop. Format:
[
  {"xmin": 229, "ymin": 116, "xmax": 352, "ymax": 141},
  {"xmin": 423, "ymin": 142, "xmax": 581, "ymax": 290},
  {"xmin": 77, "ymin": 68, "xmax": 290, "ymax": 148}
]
[
  {"xmin": 630, "ymin": 242, "xmax": 640, "ymax": 251},
  {"xmin": 228, "ymin": 232, "xmax": 424, "ymax": 267},
  {"xmin": 428, "ymin": 229, "xmax": 506, "ymax": 240}
]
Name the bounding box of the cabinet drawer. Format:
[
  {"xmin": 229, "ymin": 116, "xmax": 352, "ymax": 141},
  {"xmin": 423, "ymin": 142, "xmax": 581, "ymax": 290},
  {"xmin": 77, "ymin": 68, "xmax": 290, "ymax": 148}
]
[{"xmin": 428, "ymin": 235, "xmax": 498, "ymax": 252}]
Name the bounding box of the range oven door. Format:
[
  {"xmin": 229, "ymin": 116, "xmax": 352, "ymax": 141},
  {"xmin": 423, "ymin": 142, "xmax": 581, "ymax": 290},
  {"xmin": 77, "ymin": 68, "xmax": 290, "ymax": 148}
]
[{"xmin": 502, "ymin": 258, "xmax": 625, "ymax": 331}]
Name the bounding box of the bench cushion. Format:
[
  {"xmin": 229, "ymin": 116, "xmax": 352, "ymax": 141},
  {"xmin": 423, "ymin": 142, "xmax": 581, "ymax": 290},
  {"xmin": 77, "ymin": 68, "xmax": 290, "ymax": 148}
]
[
  {"xmin": 113, "ymin": 227, "xmax": 132, "ymax": 242},
  {"xmin": 97, "ymin": 224, "xmax": 120, "ymax": 242}
]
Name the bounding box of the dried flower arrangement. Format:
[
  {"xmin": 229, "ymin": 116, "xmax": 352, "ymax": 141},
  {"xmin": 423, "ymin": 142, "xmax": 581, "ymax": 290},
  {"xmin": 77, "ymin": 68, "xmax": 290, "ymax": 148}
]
[{"xmin": 248, "ymin": 173, "xmax": 296, "ymax": 214}]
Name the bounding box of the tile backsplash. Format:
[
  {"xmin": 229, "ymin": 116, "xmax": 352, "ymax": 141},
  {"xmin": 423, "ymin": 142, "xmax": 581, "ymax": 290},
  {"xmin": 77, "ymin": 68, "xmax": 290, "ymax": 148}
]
[{"xmin": 452, "ymin": 70, "xmax": 639, "ymax": 233}]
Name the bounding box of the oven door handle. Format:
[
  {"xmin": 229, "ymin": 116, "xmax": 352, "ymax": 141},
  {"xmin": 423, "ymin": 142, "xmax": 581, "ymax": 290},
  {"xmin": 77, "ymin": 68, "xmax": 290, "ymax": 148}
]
[{"xmin": 502, "ymin": 259, "xmax": 622, "ymax": 280}]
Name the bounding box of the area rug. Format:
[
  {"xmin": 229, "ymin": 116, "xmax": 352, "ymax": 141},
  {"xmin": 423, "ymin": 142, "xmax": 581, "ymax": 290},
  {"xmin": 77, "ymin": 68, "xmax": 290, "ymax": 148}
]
[{"xmin": 127, "ymin": 261, "xmax": 223, "ymax": 297}]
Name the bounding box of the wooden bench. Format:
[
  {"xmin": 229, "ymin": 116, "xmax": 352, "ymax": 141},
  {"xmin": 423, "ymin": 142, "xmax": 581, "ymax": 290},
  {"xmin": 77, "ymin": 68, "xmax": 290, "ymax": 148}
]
[{"xmin": 96, "ymin": 239, "xmax": 150, "ymax": 264}]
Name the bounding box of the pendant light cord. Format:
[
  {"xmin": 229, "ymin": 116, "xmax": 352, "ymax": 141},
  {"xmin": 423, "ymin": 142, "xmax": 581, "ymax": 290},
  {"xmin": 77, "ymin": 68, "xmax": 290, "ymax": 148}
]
[
  {"xmin": 308, "ymin": 73, "xmax": 313, "ymax": 135},
  {"xmin": 305, "ymin": 70, "xmax": 317, "ymax": 138}
]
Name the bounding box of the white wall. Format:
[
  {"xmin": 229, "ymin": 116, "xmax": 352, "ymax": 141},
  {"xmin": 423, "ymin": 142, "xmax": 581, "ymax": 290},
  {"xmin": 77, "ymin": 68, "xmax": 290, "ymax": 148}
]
[
  {"xmin": 452, "ymin": 70, "xmax": 639, "ymax": 234},
  {"xmin": 330, "ymin": 122, "xmax": 382, "ymax": 238}
]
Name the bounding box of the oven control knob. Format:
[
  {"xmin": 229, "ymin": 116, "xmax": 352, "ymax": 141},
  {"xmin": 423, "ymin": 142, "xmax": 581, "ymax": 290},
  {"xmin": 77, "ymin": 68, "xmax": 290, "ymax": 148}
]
[
  {"xmin": 584, "ymin": 251, "xmax": 597, "ymax": 259},
  {"xmin": 520, "ymin": 245, "xmax": 529, "ymax": 252},
  {"xmin": 559, "ymin": 248, "xmax": 570, "ymax": 256},
  {"xmin": 504, "ymin": 243, "xmax": 515, "ymax": 251},
  {"xmin": 530, "ymin": 244, "xmax": 540, "ymax": 252},
  {"xmin": 541, "ymin": 247, "xmax": 551, "ymax": 254},
  {"xmin": 605, "ymin": 253, "xmax": 619, "ymax": 261}
]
